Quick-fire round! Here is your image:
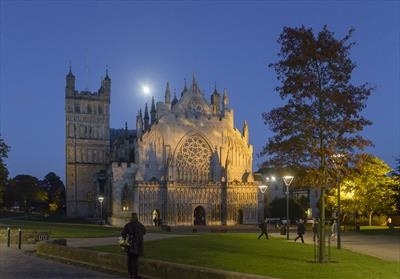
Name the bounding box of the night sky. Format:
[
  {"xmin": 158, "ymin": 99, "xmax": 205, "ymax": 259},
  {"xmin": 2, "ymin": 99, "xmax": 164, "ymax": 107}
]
[{"xmin": 1, "ymin": 1, "xmax": 399, "ymax": 183}]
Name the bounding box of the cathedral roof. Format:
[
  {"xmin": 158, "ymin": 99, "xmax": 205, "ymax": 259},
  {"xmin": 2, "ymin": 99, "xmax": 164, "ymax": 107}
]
[
  {"xmin": 172, "ymin": 75, "xmax": 212, "ymax": 117},
  {"xmin": 110, "ymin": 128, "xmax": 137, "ymax": 144}
]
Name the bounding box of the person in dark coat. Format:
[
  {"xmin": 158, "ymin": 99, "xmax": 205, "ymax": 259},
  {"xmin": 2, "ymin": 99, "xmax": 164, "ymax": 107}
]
[
  {"xmin": 121, "ymin": 212, "xmax": 146, "ymax": 279},
  {"xmin": 312, "ymin": 219, "xmax": 319, "ymax": 242},
  {"xmin": 294, "ymin": 219, "xmax": 305, "ymax": 243},
  {"xmin": 257, "ymin": 220, "xmax": 269, "ymax": 239}
]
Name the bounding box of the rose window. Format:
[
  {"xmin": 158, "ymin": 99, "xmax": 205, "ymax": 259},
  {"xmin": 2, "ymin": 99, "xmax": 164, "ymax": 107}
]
[{"xmin": 176, "ymin": 135, "xmax": 211, "ymax": 182}]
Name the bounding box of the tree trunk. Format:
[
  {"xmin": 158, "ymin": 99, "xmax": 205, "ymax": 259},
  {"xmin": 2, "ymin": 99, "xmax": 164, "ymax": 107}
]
[{"xmin": 369, "ymin": 211, "xmax": 373, "ymax": 227}]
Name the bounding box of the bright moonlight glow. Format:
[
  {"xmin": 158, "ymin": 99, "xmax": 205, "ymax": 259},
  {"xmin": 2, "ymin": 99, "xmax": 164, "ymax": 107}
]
[{"xmin": 142, "ymin": 85, "xmax": 150, "ymax": 95}]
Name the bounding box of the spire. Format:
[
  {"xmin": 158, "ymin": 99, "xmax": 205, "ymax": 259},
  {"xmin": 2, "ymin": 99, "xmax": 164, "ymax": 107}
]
[
  {"xmin": 68, "ymin": 61, "xmax": 73, "ymax": 76},
  {"xmin": 104, "ymin": 64, "xmax": 110, "ymax": 80},
  {"xmin": 242, "ymin": 120, "xmax": 249, "ymax": 142},
  {"xmin": 165, "ymin": 81, "xmax": 171, "ymax": 104},
  {"xmin": 211, "ymin": 82, "xmax": 220, "ymax": 114},
  {"xmin": 144, "ymin": 103, "xmax": 150, "ymax": 130},
  {"xmin": 172, "ymin": 89, "xmax": 178, "ymax": 106},
  {"xmin": 191, "ymin": 73, "xmax": 199, "ymax": 93},
  {"xmin": 101, "ymin": 65, "xmax": 111, "ymax": 99},
  {"xmin": 150, "ymin": 96, "xmax": 156, "ymax": 124},
  {"xmin": 223, "ymin": 88, "xmax": 229, "ymax": 110},
  {"xmin": 192, "ymin": 73, "xmax": 197, "ymax": 87},
  {"xmin": 66, "ymin": 62, "xmax": 74, "ymax": 78},
  {"xmin": 136, "ymin": 110, "xmax": 143, "ymax": 138},
  {"xmin": 66, "ymin": 63, "xmax": 75, "ymax": 97},
  {"xmin": 124, "ymin": 122, "xmax": 128, "ymax": 138},
  {"xmin": 181, "ymin": 78, "xmax": 187, "ymax": 97}
]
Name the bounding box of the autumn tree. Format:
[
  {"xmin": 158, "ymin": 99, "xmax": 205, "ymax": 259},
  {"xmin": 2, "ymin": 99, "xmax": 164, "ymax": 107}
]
[
  {"xmin": 263, "ymin": 26, "xmax": 373, "ymax": 262},
  {"xmin": 5, "ymin": 175, "xmax": 47, "ymax": 213},
  {"xmin": 0, "ymin": 136, "xmax": 10, "ymax": 207},
  {"xmin": 43, "ymin": 172, "xmax": 65, "ymax": 214},
  {"xmin": 327, "ymin": 154, "xmax": 396, "ymax": 226},
  {"xmin": 392, "ymin": 157, "xmax": 400, "ymax": 213}
]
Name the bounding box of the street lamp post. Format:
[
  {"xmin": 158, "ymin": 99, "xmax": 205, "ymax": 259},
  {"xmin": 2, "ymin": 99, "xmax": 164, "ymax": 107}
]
[
  {"xmin": 259, "ymin": 184, "xmax": 268, "ymax": 222},
  {"xmin": 337, "ymin": 176, "xmax": 341, "ymax": 249},
  {"xmin": 332, "ymin": 153, "xmax": 345, "ymax": 249},
  {"xmin": 283, "ymin": 176, "xmax": 294, "ymax": 240},
  {"xmin": 98, "ymin": 195, "xmax": 104, "ymax": 225},
  {"xmin": 259, "ymin": 176, "xmax": 276, "ymax": 222}
]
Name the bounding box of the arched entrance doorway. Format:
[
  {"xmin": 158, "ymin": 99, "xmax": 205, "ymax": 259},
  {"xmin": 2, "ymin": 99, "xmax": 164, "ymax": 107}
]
[
  {"xmin": 238, "ymin": 209, "xmax": 243, "ymax": 224},
  {"xmin": 194, "ymin": 206, "xmax": 206, "ymax": 226},
  {"xmin": 152, "ymin": 209, "xmax": 161, "ymax": 226}
]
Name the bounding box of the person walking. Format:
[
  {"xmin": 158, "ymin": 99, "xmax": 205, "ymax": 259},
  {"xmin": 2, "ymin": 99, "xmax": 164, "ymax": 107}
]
[
  {"xmin": 294, "ymin": 219, "xmax": 305, "ymax": 243},
  {"xmin": 121, "ymin": 212, "xmax": 146, "ymax": 279},
  {"xmin": 312, "ymin": 219, "xmax": 319, "ymax": 242},
  {"xmin": 331, "ymin": 220, "xmax": 338, "ymax": 240},
  {"xmin": 257, "ymin": 220, "xmax": 269, "ymax": 239}
]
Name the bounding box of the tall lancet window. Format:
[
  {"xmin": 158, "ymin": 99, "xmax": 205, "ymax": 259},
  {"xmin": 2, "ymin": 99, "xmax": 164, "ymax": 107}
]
[{"xmin": 121, "ymin": 184, "xmax": 131, "ymax": 211}]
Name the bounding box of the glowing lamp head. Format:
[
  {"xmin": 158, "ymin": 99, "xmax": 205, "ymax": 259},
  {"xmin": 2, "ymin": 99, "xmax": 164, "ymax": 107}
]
[
  {"xmin": 282, "ymin": 176, "xmax": 294, "ymax": 186},
  {"xmin": 98, "ymin": 196, "xmax": 104, "ymax": 203},
  {"xmin": 259, "ymin": 185, "xmax": 268, "ymax": 193}
]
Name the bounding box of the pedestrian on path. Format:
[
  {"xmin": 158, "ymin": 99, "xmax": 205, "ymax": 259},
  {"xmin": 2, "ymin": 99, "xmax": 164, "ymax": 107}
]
[
  {"xmin": 331, "ymin": 220, "xmax": 338, "ymax": 240},
  {"xmin": 121, "ymin": 212, "xmax": 146, "ymax": 279},
  {"xmin": 312, "ymin": 219, "xmax": 319, "ymax": 242},
  {"xmin": 257, "ymin": 220, "xmax": 269, "ymax": 239},
  {"xmin": 294, "ymin": 219, "xmax": 305, "ymax": 243}
]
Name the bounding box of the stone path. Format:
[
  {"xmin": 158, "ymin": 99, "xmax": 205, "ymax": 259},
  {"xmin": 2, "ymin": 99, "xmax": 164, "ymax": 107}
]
[
  {"xmin": 269, "ymin": 230, "xmax": 400, "ymax": 262},
  {"xmin": 0, "ymin": 246, "xmax": 127, "ymax": 279}
]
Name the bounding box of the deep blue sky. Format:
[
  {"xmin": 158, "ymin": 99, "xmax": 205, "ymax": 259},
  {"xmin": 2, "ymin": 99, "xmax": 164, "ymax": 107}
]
[{"xmin": 1, "ymin": 1, "xmax": 399, "ymax": 183}]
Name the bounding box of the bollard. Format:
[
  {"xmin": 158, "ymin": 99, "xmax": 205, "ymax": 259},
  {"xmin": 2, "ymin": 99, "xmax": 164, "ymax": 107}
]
[
  {"xmin": 7, "ymin": 227, "xmax": 11, "ymax": 247},
  {"xmin": 18, "ymin": 227, "xmax": 22, "ymax": 250}
]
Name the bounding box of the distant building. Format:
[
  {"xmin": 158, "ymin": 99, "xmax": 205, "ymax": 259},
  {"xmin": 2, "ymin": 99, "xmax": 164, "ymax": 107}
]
[
  {"xmin": 65, "ymin": 68, "xmax": 259, "ymax": 226},
  {"xmin": 254, "ymin": 171, "xmax": 321, "ymax": 220}
]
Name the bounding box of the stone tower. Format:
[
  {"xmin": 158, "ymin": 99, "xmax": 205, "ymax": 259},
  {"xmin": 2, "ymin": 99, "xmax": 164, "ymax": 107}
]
[{"xmin": 65, "ymin": 66, "xmax": 111, "ymax": 217}]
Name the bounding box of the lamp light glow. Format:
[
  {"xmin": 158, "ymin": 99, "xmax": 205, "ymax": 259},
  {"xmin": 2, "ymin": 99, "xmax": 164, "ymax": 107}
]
[{"xmin": 259, "ymin": 185, "xmax": 268, "ymax": 193}]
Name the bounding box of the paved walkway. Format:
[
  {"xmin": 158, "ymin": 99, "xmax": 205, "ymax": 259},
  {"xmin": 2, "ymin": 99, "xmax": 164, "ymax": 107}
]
[
  {"xmin": 0, "ymin": 246, "xmax": 127, "ymax": 279},
  {"xmin": 268, "ymin": 230, "xmax": 400, "ymax": 262}
]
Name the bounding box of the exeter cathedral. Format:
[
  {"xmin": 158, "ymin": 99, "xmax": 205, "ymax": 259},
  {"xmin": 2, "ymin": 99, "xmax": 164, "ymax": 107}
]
[{"xmin": 65, "ymin": 68, "xmax": 260, "ymax": 226}]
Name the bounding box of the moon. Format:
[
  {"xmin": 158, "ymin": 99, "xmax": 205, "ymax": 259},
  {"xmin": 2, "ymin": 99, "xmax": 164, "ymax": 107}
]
[{"xmin": 142, "ymin": 85, "xmax": 150, "ymax": 95}]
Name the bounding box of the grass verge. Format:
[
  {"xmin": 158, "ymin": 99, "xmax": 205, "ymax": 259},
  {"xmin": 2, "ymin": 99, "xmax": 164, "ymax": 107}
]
[{"xmin": 91, "ymin": 233, "xmax": 399, "ymax": 279}]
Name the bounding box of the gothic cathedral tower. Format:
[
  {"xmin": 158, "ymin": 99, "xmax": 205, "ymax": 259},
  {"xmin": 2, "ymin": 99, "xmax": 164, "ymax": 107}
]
[{"xmin": 65, "ymin": 66, "xmax": 110, "ymax": 217}]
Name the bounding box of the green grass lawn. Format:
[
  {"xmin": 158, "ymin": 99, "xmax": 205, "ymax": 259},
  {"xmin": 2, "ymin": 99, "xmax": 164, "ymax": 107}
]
[
  {"xmin": 92, "ymin": 233, "xmax": 399, "ymax": 279},
  {"xmin": 1, "ymin": 220, "xmax": 398, "ymax": 279},
  {"xmin": 0, "ymin": 219, "xmax": 122, "ymax": 238}
]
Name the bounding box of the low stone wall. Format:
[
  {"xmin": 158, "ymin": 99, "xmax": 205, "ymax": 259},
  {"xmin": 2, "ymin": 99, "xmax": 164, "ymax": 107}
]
[
  {"xmin": 36, "ymin": 241, "xmax": 277, "ymax": 279},
  {"xmin": 0, "ymin": 227, "xmax": 49, "ymax": 244}
]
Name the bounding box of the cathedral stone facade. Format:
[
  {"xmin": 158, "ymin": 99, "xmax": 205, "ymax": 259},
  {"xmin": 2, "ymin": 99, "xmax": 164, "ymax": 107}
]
[{"xmin": 65, "ymin": 69, "xmax": 259, "ymax": 226}]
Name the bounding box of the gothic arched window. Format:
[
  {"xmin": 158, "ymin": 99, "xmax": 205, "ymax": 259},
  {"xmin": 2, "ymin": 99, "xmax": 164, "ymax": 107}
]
[{"xmin": 121, "ymin": 184, "xmax": 131, "ymax": 211}]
